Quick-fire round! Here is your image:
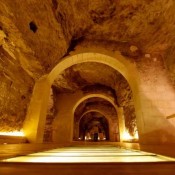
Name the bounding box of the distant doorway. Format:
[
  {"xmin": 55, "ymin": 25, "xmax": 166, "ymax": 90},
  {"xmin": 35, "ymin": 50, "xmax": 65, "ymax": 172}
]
[{"xmin": 78, "ymin": 112, "xmax": 109, "ymax": 141}]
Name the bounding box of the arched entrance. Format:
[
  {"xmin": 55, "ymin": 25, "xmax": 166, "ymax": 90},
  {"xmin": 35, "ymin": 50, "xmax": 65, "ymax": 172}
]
[
  {"xmin": 72, "ymin": 93, "xmax": 124, "ymax": 141},
  {"xmin": 23, "ymin": 52, "xmax": 141, "ymax": 143},
  {"xmin": 72, "ymin": 94, "xmax": 120, "ymax": 142},
  {"xmin": 79, "ymin": 112, "xmax": 109, "ymax": 141}
]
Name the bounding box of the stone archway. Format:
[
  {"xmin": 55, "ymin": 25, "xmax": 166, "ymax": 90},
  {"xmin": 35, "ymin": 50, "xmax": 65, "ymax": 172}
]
[
  {"xmin": 52, "ymin": 91, "xmax": 124, "ymax": 143},
  {"xmin": 72, "ymin": 93, "xmax": 118, "ymax": 113},
  {"xmin": 77, "ymin": 109, "xmax": 119, "ymax": 142},
  {"xmin": 78, "ymin": 111, "xmax": 110, "ymax": 141},
  {"xmin": 23, "ymin": 52, "xmax": 141, "ymax": 143},
  {"xmin": 72, "ymin": 93, "xmax": 125, "ymax": 141}
]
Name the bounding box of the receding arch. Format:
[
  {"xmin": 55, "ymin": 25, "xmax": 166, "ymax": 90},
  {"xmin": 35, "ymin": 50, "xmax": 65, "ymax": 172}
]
[
  {"xmin": 72, "ymin": 93, "xmax": 119, "ymax": 114},
  {"xmin": 23, "ymin": 51, "xmax": 141, "ymax": 143},
  {"xmin": 78, "ymin": 111, "xmax": 111, "ymax": 141},
  {"xmin": 77, "ymin": 109, "xmax": 116, "ymax": 136},
  {"xmin": 72, "ymin": 94, "xmax": 124, "ymax": 142},
  {"xmin": 81, "ymin": 110, "xmax": 112, "ymax": 119},
  {"xmin": 48, "ymin": 52, "xmax": 139, "ymax": 94},
  {"xmin": 49, "ymin": 52, "xmax": 140, "ymax": 136}
]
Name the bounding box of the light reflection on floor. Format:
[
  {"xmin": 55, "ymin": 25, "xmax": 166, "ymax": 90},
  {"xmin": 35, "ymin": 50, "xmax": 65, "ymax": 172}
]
[{"xmin": 2, "ymin": 145, "xmax": 175, "ymax": 163}]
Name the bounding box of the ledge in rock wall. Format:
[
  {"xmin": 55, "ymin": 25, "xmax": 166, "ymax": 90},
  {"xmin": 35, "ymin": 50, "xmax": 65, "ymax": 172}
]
[{"xmin": 0, "ymin": 136, "xmax": 27, "ymax": 144}]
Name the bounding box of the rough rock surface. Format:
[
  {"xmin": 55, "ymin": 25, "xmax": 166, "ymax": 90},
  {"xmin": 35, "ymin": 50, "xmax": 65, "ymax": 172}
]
[
  {"xmin": 0, "ymin": 0, "xmax": 175, "ymax": 134},
  {"xmin": 0, "ymin": 47, "xmax": 34, "ymax": 131}
]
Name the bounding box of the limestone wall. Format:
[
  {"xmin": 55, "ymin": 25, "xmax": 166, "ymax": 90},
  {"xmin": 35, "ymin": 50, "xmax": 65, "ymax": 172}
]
[
  {"xmin": 136, "ymin": 55, "xmax": 175, "ymax": 144},
  {"xmin": 0, "ymin": 47, "xmax": 34, "ymax": 132}
]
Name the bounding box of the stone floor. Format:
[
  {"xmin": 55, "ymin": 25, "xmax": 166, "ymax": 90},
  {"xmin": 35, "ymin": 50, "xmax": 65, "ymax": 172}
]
[
  {"xmin": 2, "ymin": 145, "xmax": 174, "ymax": 163},
  {"xmin": 0, "ymin": 142, "xmax": 175, "ymax": 175}
]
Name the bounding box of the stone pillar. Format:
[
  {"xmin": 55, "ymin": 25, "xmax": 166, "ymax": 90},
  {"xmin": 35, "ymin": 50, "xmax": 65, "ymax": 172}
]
[
  {"xmin": 109, "ymin": 120, "xmax": 118, "ymax": 142},
  {"xmin": 53, "ymin": 111, "xmax": 73, "ymax": 143},
  {"xmin": 23, "ymin": 76, "xmax": 51, "ymax": 143},
  {"xmin": 117, "ymin": 107, "xmax": 125, "ymax": 141},
  {"xmin": 108, "ymin": 120, "xmax": 113, "ymax": 141},
  {"xmin": 74, "ymin": 121, "xmax": 79, "ymax": 140},
  {"xmin": 52, "ymin": 93, "xmax": 78, "ymax": 143}
]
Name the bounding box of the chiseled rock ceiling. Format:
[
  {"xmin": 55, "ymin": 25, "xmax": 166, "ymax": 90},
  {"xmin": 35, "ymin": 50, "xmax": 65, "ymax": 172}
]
[
  {"xmin": 1, "ymin": 0, "xmax": 175, "ymax": 131},
  {"xmin": 53, "ymin": 62, "xmax": 122, "ymax": 92},
  {"xmin": 1, "ymin": 0, "xmax": 175, "ymax": 78},
  {"xmin": 53, "ymin": 62, "xmax": 134, "ymax": 110}
]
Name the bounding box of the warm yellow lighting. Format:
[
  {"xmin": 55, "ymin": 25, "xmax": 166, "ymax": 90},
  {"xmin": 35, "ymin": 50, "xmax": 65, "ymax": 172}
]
[
  {"xmin": 84, "ymin": 134, "xmax": 92, "ymax": 140},
  {"xmin": 123, "ymin": 130, "xmax": 133, "ymax": 140},
  {"xmin": 0, "ymin": 130, "xmax": 24, "ymax": 136},
  {"xmin": 134, "ymin": 131, "xmax": 139, "ymax": 139},
  {"xmin": 123, "ymin": 130, "xmax": 139, "ymax": 141}
]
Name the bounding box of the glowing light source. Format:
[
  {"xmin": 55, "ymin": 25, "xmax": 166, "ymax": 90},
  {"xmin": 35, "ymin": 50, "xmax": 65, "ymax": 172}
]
[
  {"xmin": 134, "ymin": 131, "xmax": 139, "ymax": 139},
  {"xmin": 123, "ymin": 131, "xmax": 133, "ymax": 140},
  {"xmin": 123, "ymin": 130, "xmax": 139, "ymax": 141},
  {"xmin": 0, "ymin": 130, "xmax": 24, "ymax": 136}
]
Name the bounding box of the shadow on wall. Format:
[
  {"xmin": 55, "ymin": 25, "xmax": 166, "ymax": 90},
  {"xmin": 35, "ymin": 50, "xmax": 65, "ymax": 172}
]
[{"xmin": 139, "ymin": 93, "xmax": 175, "ymax": 145}]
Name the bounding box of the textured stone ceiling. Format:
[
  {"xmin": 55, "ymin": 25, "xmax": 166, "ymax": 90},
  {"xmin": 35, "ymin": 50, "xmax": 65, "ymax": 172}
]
[
  {"xmin": 1, "ymin": 0, "xmax": 175, "ymax": 78},
  {"xmin": 53, "ymin": 62, "xmax": 121, "ymax": 92},
  {"xmin": 1, "ymin": 0, "xmax": 175, "ymax": 132}
]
